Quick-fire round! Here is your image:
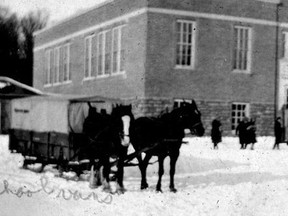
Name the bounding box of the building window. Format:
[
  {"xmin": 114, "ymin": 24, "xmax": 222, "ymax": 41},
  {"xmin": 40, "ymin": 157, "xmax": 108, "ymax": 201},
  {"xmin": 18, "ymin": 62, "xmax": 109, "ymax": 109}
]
[
  {"xmin": 97, "ymin": 32, "xmax": 105, "ymax": 76},
  {"xmin": 120, "ymin": 26, "xmax": 126, "ymax": 72},
  {"xmin": 49, "ymin": 49, "xmax": 54, "ymax": 84},
  {"xmin": 105, "ymin": 30, "xmax": 112, "ymax": 75},
  {"xmin": 97, "ymin": 27, "xmax": 125, "ymax": 77},
  {"xmin": 112, "ymin": 26, "xmax": 125, "ymax": 74},
  {"xmin": 282, "ymin": 32, "xmax": 288, "ymax": 59},
  {"xmin": 45, "ymin": 50, "xmax": 51, "ymax": 85},
  {"xmin": 84, "ymin": 35, "xmax": 93, "ymax": 79},
  {"xmin": 54, "ymin": 47, "xmax": 60, "ymax": 84},
  {"xmin": 176, "ymin": 20, "xmax": 196, "ymax": 68},
  {"xmin": 174, "ymin": 99, "xmax": 192, "ymax": 108},
  {"xmin": 63, "ymin": 43, "xmax": 70, "ymax": 82},
  {"xmin": 91, "ymin": 36, "xmax": 97, "ymax": 77},
  {"xmin": 44, "ymin": 43, "xmax": 70, "ymax": 87},
  {"xmin": 233, "ymin": 26, "xmax": 252, "ymax": 72},
  {"xmin": 112, "ymin": 28, "xmax": 119, "ymax": 74},
  {"xmin": 231, "ymin": 103, "xmax": 250, "ymax": 130}
]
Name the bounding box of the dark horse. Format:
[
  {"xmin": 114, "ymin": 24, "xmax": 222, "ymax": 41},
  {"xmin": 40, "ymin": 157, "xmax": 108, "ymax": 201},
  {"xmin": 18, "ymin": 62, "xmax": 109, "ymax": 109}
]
[
  {"xmin": 83, "ymin": 103, "xmax": 134, "ymax": 194},
  {"xmin": 130, "ymin": 100, "xmax": 204, "ymax": 192}
]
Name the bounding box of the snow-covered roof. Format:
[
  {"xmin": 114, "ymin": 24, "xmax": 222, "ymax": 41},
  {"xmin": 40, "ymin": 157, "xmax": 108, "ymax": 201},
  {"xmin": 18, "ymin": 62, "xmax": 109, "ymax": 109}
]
[{"xmin": 0, "ymin": 76, "xmax": 43, "ymax": 98}]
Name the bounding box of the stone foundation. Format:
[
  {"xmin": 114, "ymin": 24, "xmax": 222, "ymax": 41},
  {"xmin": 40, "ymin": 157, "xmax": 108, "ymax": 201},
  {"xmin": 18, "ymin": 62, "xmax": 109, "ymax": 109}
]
[{"xmin": 127, "ymin": 97, "xmax": 275, "ymax": 136}]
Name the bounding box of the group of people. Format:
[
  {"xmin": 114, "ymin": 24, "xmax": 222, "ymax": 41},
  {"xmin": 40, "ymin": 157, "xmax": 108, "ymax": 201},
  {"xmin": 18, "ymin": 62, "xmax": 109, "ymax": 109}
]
[
  {"xmin": 235, "ymin": 117, "xmax": 257, "ymax": 150},
  {"xmin": 210, "ymin": 116, "xmax": 283, "ymax": 150}
]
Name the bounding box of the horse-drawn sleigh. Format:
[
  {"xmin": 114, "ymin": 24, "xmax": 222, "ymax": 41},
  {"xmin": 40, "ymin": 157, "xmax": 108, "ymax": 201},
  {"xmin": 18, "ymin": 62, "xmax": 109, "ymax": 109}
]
[{"xmin": 8, "ymin": 95, "xmax": 204, "ymax": 193}]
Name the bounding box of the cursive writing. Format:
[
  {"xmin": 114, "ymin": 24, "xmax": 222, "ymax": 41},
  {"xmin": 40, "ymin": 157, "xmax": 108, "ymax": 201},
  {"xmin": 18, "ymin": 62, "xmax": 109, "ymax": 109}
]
[{"xmin": 0, "ymin": 176, "xmax": 112, "ymax": 204}]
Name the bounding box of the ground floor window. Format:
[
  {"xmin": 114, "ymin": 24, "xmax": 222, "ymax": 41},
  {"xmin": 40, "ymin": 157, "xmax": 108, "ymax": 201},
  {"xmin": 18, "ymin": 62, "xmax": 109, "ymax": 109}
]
[{"xmin": 231, "ymin": 102, "xmax": 250, "ymax": 130}]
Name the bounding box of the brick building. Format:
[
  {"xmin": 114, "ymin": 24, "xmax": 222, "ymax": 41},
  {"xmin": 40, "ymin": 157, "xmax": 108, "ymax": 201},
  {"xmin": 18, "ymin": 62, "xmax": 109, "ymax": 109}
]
[{"xmin": 33, "ymin": 0, "xmax": 288, "ymax": 135}]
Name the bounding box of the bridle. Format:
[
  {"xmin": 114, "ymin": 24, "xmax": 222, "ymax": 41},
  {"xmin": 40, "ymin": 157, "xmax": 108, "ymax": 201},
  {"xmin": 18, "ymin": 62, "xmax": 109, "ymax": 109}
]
[
  {"xmin": 119, "ymin": 132, "xmax": 130, "ymax": 138},
  {"xmin": 189, "ymin": 121, "xmax": 202, "ymax": 135},
  {"xmin": 190, "ymin": 121, "xmax": 202, "ymax": 129}
]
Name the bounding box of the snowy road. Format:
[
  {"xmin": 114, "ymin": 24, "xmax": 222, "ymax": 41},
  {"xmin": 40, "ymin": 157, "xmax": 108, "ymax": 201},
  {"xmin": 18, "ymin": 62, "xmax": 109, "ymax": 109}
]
[{"xmin": 0, "ymin": 136, "xmax": 288, "ymax": 216}]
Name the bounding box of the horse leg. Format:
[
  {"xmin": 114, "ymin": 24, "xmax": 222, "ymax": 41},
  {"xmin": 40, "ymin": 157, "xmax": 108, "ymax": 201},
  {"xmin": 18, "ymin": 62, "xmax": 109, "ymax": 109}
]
[
  {"xmin": 115, "ymin": 156, "xmax": 126, "ymax": 194},
  {"xmin": 156, "ymin": 155, "xmax": 165, "ymax": 193},
  {"xmin": 169, "ymin": 151, "xmax": 179, "ymax": 193},
  {"xmin": 102, "ymin": 157, "xmax": 111, "ymax": 193},
  {"xmin": 138, "ymin": 154, "xmax": 152, "ymax": 190}
]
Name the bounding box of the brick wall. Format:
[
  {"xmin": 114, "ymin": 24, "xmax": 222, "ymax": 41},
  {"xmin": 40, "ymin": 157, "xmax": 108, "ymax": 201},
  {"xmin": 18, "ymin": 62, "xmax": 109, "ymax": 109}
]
[
  {"xmin": 34, "ymin": 13, "xmax": 148, "ymax": 99},
  {"xmin": 145, "ymin": 12, "xmax": 277, "ymax": 104}
]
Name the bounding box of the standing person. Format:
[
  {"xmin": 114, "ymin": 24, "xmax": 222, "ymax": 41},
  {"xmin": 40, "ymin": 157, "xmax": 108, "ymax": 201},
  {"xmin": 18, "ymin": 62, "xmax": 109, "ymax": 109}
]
[
  {"xmin": 246, "ymin": 117, "xmax": 257, "ymax": 150},
  {"xmin": 236, "ymin": 117, "xmax": 249, "ymax": 149},
  {"xmin": 273, "ymin": 117, "xmax": 283, "ymax": 150},
  {"xmin": 211, "ymin": 118, "xmax": 222, "ymax": 149}
]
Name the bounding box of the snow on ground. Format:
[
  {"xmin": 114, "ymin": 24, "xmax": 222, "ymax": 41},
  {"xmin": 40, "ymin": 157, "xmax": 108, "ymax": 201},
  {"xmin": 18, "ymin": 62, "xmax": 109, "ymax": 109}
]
[{"xmin": 1, "ymin": 135, "xmax": 288, "ymax": 215}]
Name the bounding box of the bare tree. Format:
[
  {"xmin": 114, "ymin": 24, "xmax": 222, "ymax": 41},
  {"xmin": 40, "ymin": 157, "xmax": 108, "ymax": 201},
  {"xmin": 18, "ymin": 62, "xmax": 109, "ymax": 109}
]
[
  {"xmin": 19, "ymin": 10, "xmax": 49, "ymax": 85},
  {"xmin": 0, "ymin": 7, "xmax": 20, "ymax": 80}
]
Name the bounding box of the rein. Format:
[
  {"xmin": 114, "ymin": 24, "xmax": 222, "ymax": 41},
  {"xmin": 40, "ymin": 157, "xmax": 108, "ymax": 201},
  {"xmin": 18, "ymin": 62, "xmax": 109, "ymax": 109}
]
[
  {"xmin": 69, "ymin": 125, "xmax": 110, "ymax": 162},
  {"xmin": 190, "ymin": 121, "xmax": 202, "ymax": 129}
]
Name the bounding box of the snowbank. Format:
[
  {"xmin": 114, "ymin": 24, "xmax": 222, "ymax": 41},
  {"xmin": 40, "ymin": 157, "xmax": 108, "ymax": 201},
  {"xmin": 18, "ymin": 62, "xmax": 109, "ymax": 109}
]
[{"xmin": 1, "ymin": 135, "xmax": 288, "ymax": 216}]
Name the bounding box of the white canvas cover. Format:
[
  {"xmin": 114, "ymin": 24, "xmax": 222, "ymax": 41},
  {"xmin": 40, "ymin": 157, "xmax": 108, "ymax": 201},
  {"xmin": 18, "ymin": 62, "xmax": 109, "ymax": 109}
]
[
  {"xmin": 11, "ymin": 96, "xmax": 69, "ymax": 133},
  {"xmin": 10, "ymin": 95, "xmax": 116, "ymax": 134},
  {"xmin": 68, "ymin": 101, "xmax": 113, "ymax": 133},
  {"xmin": 68, "ymin": 102, "xmax": 88, "ymax": 133}
]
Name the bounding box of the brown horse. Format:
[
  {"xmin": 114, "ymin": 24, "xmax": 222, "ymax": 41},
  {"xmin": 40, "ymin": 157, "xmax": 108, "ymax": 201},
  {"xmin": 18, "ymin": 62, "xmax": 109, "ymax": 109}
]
[{"xmin": 130, "ymin": 100, "xmax": 204, "ymax": 192}]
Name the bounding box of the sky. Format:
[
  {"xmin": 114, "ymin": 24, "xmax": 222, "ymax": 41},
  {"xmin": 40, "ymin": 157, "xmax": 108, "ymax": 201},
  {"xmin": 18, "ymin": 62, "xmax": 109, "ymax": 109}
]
[
  {"xmin": 1, "ymin": 0, "xmax": 107, "ymax": 24},
  {"xmin": 1, "ymin": 0, "xmax": 282, "ymax": 24}
]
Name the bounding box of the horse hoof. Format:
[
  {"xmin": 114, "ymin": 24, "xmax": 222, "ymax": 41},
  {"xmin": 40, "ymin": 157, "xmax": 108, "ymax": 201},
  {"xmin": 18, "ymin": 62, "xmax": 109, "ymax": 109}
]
[
  {"xmin": 103, "ymin": 185, "xmax": 112, "ymax": 193},
  {"xmin": 170, "ymin": 188, "xmax": 177, "ymax": 193},
  {"xmin": 103, "ymin": 188, "xmax": 111, "ymax": 193},
  {"xmin": 156, "ymin": 188, "xmax": 163, "ymax": 193},
  {"xmin": 141, "ymin": 183, "xmax": 149, "ymax": 190},
  {"xmin": 116, "ymin": 187, "xmax": 126, "ymax": 195}
]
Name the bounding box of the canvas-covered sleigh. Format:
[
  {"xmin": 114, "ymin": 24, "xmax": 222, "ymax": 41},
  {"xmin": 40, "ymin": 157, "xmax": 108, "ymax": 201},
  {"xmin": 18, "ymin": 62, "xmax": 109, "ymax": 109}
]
[{"xmin": 8, "ymin": 94, "xmax": 122, "ymax": 171}]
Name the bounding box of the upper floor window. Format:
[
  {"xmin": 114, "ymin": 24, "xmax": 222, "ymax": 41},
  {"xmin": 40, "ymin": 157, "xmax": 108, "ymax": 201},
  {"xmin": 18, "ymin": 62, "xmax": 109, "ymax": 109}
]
[
  {"xmin": 95, "ymin": 25, "xmax": 125, "ymax": 78},
  {"xmin": 84, "ymin": 35, "xmax": 94, "ymax": 79},
  {"xmin": 231, "ymin": 102, "xmax": 250, "ymax": 131},
  {"xmin": 105, "ymin": 30, "xmax": 112, "ymax": 75},
  {"xmin": 63, "ymin": 44, "xmax": 71, "ymax": 82},
  {"xmin": 49, "ymin": 49, "xmax": 54, "ymax": 85},
  {"xmin": 281, "ymin": 32, "xmax": 288, "ymax": 59},
  {"xmin": 44, "ymin": 43, "xmax": 70, "ymax": 87},
  {"xmin": 176, "ymin": 20, "xmax": 196, "ymax": 69},
  {"xmin": 112, "ymin": 26, "xmax": 125, "ymax": 74},
  {"xmin": 54, "ymin": 47, "xmax": 60, "ymax": 84},
  {"xmin": 233, "ymin": 26, "xmax": 252, "ymax": 73},
  {"xmin": 45, "ymin": 50, "xmax": 51, "ymax": 85},
  {"xmin": 97, "ymin": 32, "xmax": 105, "ymax": 77}
]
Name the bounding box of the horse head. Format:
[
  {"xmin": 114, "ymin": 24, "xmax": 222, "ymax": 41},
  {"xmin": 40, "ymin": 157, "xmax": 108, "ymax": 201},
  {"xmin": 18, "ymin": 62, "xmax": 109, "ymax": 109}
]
[
  {"xmin": 111, "ymin": 104, "xmax": 134, "ymax": 147},
  {"xmin": 172, "ymin": 100, "xmax": 205, "ymax": 136},
  {"xmin": 83, "ymin": 102, "xmax": 102, "ymax": 138}
]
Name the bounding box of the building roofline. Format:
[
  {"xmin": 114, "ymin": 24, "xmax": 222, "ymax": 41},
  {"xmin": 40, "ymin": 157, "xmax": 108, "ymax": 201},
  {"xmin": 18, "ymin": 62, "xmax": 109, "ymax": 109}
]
[
  {"xmin": 34, "ymin": 8, "xmax": 147, "ymax": 51},
  {"xmin": 257, "ymin": 0, "xmax": 282, "ymax": 3},
  {"xmin": 34, "ymin": 0, "xmax": 281, "ymax": 37},
  {"xmin": 33, "ymin": 0, "xmax": 114, "ymax": 36}
]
